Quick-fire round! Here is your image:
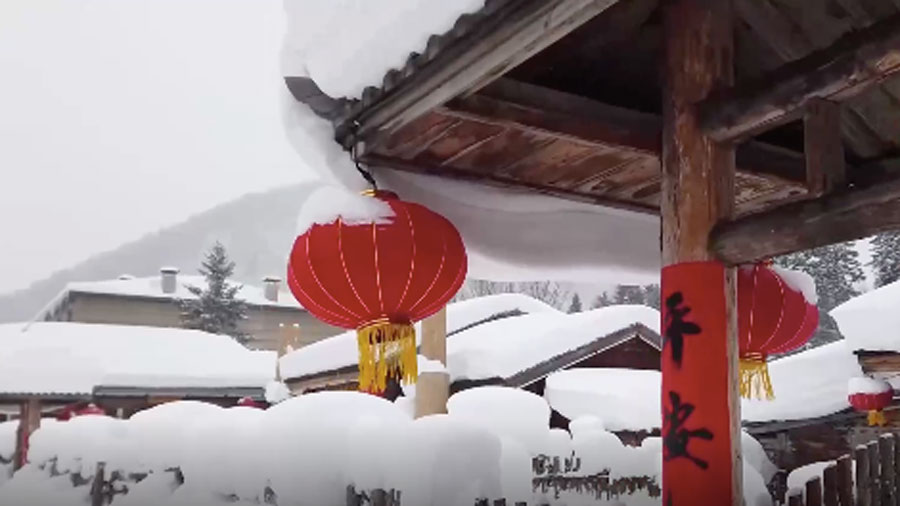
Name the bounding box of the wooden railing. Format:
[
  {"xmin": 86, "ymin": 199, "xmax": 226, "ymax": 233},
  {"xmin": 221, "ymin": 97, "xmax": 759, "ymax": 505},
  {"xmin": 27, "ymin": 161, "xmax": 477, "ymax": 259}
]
[{"xmin": 784, "ymin": 433, "xmax": 900, "ymax": 506}]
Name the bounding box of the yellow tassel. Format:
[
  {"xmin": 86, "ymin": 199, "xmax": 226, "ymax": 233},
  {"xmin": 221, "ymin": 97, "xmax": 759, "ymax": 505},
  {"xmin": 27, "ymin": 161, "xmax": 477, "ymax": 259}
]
[
  {"xmin": 356, "ymin": 320, "xmax": 417, "ymax": 393},
  {"xmin": 868, "ymin": 410, "xmax": 887, "ymax": 426},
  {"xmin": 740, "ymin": 356, "xmax": 775, "ymax": 400}
]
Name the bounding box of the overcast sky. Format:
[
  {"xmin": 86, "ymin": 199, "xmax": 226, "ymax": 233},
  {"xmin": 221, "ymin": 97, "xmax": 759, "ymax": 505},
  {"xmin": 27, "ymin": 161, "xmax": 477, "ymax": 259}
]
[{"xmin": 0, "ymin": 0, "xmax": 310, "ymax": 294}]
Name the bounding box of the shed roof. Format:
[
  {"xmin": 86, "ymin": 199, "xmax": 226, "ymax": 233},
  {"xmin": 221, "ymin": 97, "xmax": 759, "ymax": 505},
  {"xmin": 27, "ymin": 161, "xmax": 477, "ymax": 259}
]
[{"xmin": 0, "ymin": 322, "xmax": 276, "ymax": 400}]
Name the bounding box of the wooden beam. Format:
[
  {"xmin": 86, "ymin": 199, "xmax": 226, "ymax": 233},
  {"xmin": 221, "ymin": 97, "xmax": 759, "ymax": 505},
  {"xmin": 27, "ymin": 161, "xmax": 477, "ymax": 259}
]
[
  {"xmin": 700, "ymin": 13, "xmax": 900, "ymax": 143},
  {"xmin": 661, "ymin": 1, "xmax": 741, "ymax": 505},
  {"xmin": 710, "ymin": 171, "xmax": 900, "ymax": 265},
  {"xmin": 13, "ymin": 398, "xmax": 40, "ymax": 470},
  {"xmin": 440, "ymin": 78, "xmax": 808, "ymax": 183},
  {"xmin": 344, "ymin": 0, "xmax": 623, "ymax": 145},
  {"xmin": 804, "ymin": 99, "xmax": 847, "ymax": 196},
  {"xmin": 415, "ymin": 307, "xmax": 449, "ymax": 418}
]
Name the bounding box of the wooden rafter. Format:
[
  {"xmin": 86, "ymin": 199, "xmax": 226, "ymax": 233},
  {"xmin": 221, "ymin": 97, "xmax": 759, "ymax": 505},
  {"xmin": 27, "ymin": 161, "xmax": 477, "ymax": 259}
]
[
  {"xmin": 700, "ymin": 13, "xmax": 900, "ymax": 143},
  {"xmin": 710, "ymin": 167, "xmax": 900, "ymax": 265},
  {"xmin": 804, "ymin": 99, "xmax": 846, "ymax": 197},
  {"xmin": 343, "ymin": 0, "xmax": 624, "ymax": 146}
]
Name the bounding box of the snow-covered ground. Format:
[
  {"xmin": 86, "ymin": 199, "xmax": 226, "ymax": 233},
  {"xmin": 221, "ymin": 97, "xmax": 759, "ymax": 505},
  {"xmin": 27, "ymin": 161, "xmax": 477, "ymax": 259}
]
[{"xmin": 0, "ymin": 387, "xmax": 774, "ymax": 506}]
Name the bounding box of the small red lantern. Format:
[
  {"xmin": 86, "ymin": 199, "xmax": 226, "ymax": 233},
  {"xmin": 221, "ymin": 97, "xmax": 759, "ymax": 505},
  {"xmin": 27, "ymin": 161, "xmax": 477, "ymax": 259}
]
[
  {"xmin": 288, "ymin": 190, "xmax": 466, "ymax": 393},
  {"xmin": 237, "ymin": 396, "xmax": 263, "ymax": 409},
  {"xmin": 738, "ymin": 264, "xmax": 818, "ymax": 399},
  {"xmin": 74, "ymin": 403, "xmax": 106, "ymax": 417},
  {"xmin": 849, "ymin": 377, "xmax": 893, "ymax": 426}
]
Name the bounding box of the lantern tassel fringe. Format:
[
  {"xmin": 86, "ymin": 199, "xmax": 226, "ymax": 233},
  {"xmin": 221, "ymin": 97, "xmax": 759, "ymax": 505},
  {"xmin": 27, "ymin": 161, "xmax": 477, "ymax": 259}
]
[
  {"xmin": 357, "ymin": 321, "xmax": 417, "ymax": 393},
  {"xmin": 868, "ymin": 410, "xmax": 887, "ymax": 427},
  {"xmin": 740, "ymin": 357, "xmax": 775, "ymax": 401}
]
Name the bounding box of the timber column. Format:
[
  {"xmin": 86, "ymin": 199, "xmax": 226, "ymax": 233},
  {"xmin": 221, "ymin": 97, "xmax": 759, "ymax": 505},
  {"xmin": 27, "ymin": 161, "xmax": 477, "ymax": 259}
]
[
  {"xmin": 414, "ymin": 307, "xmax": 449, "ymax": 418},
  {"xmin": 661, "ymin": 0, "xmax": 741, "ymax": 505}
]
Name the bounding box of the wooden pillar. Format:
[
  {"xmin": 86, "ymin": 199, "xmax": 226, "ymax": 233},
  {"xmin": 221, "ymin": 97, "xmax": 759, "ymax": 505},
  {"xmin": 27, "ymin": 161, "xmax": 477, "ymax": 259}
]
[
  {"xmin": 661, "ymin": 0, "xmax": 741, "ymax": 505},
  {"xmin": 13, "ymin": 398, "xmax": 41, "ymax": 470},
  {"xmin": 414, "ymin": 307, "xmax": 449, "ymax": 418},
  {"xmin": 276, "ymin": 323, "xmax": 302, "ymax": 381}
]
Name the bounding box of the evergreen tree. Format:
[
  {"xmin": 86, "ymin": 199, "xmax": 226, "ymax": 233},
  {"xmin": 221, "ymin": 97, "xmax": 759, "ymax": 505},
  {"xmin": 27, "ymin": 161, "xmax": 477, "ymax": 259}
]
[
  {"xmin": 642, "ymin": 284, "xmax": 661, "ymax": 310},
  {"xmin": 613, "ymin": 285, "xmax": 646, "ymax": 305},
  {"xmin": 776, "ymin": 242, "xmax": 864, "ymax": 311},
  {"xmin": 568, "ymin": 293, "xmax": 583, "ymax": 313},
  {"xmin": 591, "ymin": 284, "xmax": 660, "ymax": 309},
  {"xmin": 871, "ymin": 231, "xmax": 900, "ymax": 288},
  {"xmin": 179, "ymin": 242, "xmax": 249, "ymax": 344}
]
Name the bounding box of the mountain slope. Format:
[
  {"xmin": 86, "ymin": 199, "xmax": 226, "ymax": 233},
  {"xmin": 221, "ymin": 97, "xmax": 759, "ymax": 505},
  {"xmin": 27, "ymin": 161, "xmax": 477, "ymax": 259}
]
[{"xmin": 0, "ymin": 182, "xmax": 321, "ymax": 323}]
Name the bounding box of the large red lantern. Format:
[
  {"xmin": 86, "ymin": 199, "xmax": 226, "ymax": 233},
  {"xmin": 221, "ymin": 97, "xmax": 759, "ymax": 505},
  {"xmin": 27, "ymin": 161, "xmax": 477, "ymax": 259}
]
[
  {"xmin": 738, "ymin": 264, "xmax": 818, "ymax": 399},
  {"xmin": 287, "ymin": 190, "xmax": 466, "ymax": 393},
  {"xmin": 849, "ymin": 377, "xmax": 894, "ymax": 426}
]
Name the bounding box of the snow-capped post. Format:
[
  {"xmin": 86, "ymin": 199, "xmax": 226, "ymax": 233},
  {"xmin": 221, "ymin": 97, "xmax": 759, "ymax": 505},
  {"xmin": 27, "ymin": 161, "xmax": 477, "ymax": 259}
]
[
  {"xmin": 661, "ymin": 0, "xmax": 741, "ymax": 504},
  {"xmin": 415, "ymin": 306, "xmax": 449, "ymax": 418},
  {"xmin": 288, "ymin": 188, "xmax": 466, "ymax": 395},
  {"xmin": 13, "ymin": 397, "xmax": 40, "ymax": 470}
]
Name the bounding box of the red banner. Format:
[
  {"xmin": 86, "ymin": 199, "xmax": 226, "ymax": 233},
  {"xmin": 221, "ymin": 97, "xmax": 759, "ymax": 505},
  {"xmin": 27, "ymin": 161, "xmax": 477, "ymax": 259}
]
[{"xmin": 662, "ymin": 261, "xmax": 734, "ymax": 506}]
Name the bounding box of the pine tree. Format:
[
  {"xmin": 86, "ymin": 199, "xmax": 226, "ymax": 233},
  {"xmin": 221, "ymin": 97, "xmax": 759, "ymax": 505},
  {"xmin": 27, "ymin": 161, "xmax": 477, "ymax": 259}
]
[
  {"xmin": 642, "ymin": 284, "xmax": 661, "ymax": 310},
  {"xmin": 591, "ymin": 284, "xmax": 660, "ymax": 309},
  {"xmin": 179, "ymin": 242, "xmax": 249, "ymax": 344},
  {"xmin": 568, "ymin": 293, "xmax": 583, "ymax": 313},
  {"xmin": 871, "ymin": 231, "xmax": 900, "ymax": 288}
]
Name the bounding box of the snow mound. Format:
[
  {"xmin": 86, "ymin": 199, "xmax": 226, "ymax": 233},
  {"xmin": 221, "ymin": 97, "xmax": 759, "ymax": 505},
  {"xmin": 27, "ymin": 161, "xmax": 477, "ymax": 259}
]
[
  {"xmin": 296, "ymin": 185, "xmax": 394, "ymax": 234},
  {"xmin": 545, "ymin": 368, "xmax": 661, "ymax": 432},
  {"xmin": 831, "ymin": 279, "xmax": 900, "ymax": 351},
  {"xmin": 448, "ymin": 386, "xmax": 550, "ymax": 454}
]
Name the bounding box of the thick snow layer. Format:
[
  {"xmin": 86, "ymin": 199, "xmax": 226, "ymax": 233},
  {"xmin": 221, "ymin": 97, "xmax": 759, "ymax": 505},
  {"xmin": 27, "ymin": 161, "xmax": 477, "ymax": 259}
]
[
  {"xmin": 447, "ymin": 305, "xmax": 659, "ymax": 381},
  {"xmin": 264, "ymin": 380, "xmax": 292, "ymax": 404},
  {"xmin": 831, "ymin": 280, "xmax": 900, "ymax": 351},
  {"xmin": 282, "ymin": 0, "xmax": 486, "ymax": 99},
  {"xmin": 787, "ymin": 461, "xmax": 845, "ymax": 500},
  {"xmin": 279, "ymin": 293, "xmax": 561, "ymax": 379},
  {"xmin": 0, "ymin": 322, "xmax": 276, "ymax": 396},
  {"xmin": 280, "ymin": 92, "xmax": 660, "ymax": 284},
  {"xmin": 56, "ymin": 274, "xmax": 302, "ymax": 309},
  {"xmin": 743, "ymin": 341, "xmax": 863, "ymax": 422},
  {"xmin": 447, "ymin": 387, "xmax": 551, "ymax": 454},
  {"xmin": 544, "ymin": 368, "xmax": 661, "ymax": 432},
  {"xmin": 849, "ymin": 376, "xmax": 893, "ymax": 395},
  {"xmin": 742, "ymin": 430, "xmax": 778, "ymax": 483},
  {"xmin": 296, "ymin": 185, "xmax": 395, "ymax": 234},
  {"xmin": 771, "ymin": 266, "xmax": 818, "ymax": 305}
]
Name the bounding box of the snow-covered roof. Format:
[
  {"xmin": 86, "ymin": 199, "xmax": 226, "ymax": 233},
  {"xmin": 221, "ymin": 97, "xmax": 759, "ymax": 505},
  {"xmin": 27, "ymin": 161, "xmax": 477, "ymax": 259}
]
[
  {"xmin": 279, "ymin": 293, "xmax": 559, "ymax": 379},
  {"xmin": 742, "ymin": 341, "xmax": 863, "ymax": 423},
  {"xmin": 59, "ymin": 275, "xmax": 302, "ymax": 309},
  {"xmin": 280, "ymin": 294, "xmax": 660, "ymax": 384},
  {"xmin": 831, "ymin": 279, "xmax": 900, "ymax": 352},
  {"xmin": 0, "ymin": 322, "xmax": 276, "ymax": 398},
  {"xmin": 544, "ymin": 368, "xmax": 660, "ymax": 432},
  {"xmin": 279, "ymin": 1, "xmax": 660, "ymax": 285}
]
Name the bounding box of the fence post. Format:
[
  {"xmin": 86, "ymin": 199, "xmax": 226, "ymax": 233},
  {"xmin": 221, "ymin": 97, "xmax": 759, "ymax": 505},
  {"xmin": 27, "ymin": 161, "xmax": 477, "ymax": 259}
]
[
  {"xmin": 789, "ymin": 491, "xmax": 805, "ymax": 506},
  {"xmin": 493, "ymin": 500, "xmax": 507, "ymax": 506},
  {"xmin": 90, "ymin": 462, "xmax": 106, "ymax": 506},
  {"xmin": 836, "ymin": 455, "xmax": 854, "ymax": 506},
  {"xmin": 807, "ymin": 477, "xmax": 824, "ymax": 506},
  {"xmin": 859, "ymin": 444, "xmax": 874, "ymax": 506},
  {"xmin": 823, "ymin": 464, "xmax": 839, "ymax": 506},
  {"xmin": 880, "ymin": 434, "xmax": 897, "ymax": 506},
  {"xmin": 871, "ymin": 440, "xmax": 883, "ymax": 506}
]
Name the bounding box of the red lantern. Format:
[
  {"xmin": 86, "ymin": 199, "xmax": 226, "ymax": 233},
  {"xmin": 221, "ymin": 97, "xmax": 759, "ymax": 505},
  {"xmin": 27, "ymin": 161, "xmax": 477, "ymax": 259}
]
[
  {"xmin": 74, "ymin": 403, "xmax": 106, "ymax": 417},
  {"xmin": 237, "ymin": 396, "xmax": 263, "ymax": 409},
  {"xmin": 287, "ymin": 190, "xmax": 466, "ymax": 393},
  {"xmin": 849, "ymin": 377, "xmax": 893, "ymax": 426},
  {"xmin": 738, "ymin": 264, "xmax": 818, "ymax": 399}
]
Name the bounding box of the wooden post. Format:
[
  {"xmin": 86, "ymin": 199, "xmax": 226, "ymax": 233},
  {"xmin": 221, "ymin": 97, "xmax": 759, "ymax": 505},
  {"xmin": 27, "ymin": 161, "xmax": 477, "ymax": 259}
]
[
  {"xmin": 807, "ymin": 476, "xmax": 824, "ymax": 506},
  {"xmin": 858, "ymin": 445, "xmax": 873, "ymax": 506},
  {"xmin": 823, "ymin": 464, "xmax": 839, "ymax": 506},
  {"xmin": 789, "ymin": 492, "xmax": 805, "ymax": 506},
  {"xmin": 804, "ymin": 99, "xmax": 846, "ymax": 197},
  {"xmin": 90, "ymin": 462, "xmax": 106, "ymax": 506},
  {"xmin": 415, "ymin": 307, "xmax": 449, "ymax": 418},
  {"xmin": 880, "ymin": 434, "xmax": 896, "ymax": 506},
  {"xmin": 661, "ymin": 0, "xmax": 739, "ymax": 505},
  {"xmin": 836, "ymin": 455, "xmax": 854, "ymax": 506},
  {"xmin": 13, "ymin": 398, "xmax": 41, "ymax": 470},
  {"xmin": 871, "ymin": 440, "xmax": 883, "ymax": 506}
]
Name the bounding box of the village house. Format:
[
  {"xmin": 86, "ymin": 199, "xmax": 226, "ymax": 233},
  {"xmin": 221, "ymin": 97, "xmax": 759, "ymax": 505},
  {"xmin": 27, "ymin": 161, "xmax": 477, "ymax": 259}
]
[{"xmin": 36, "ymin": 268, "xmax": 342, "ymax": 351}]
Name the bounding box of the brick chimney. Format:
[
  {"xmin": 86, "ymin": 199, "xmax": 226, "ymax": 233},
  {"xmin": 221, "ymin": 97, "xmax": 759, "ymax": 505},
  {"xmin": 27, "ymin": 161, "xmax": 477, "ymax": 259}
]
[
  {"xmin": 263, "ymin": 276, "xmax": 281, "ymax": 302},
  {"xmin": 160, "ymin": 267, "xmax": 179, "ymax": 295}
]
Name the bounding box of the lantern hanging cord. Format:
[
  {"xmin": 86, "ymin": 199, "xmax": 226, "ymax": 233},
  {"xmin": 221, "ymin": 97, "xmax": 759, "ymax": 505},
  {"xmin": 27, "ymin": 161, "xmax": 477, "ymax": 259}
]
[{"xmin": 350, "ymin": 120, "xmax": 377, "ymax": 190}]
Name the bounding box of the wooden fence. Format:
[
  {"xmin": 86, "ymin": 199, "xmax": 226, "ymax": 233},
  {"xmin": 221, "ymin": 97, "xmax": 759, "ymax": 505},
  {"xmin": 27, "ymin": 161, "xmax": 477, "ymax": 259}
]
[{"xmin": 783, "ymin": 433, "xmax": 900, "ymax": 506}]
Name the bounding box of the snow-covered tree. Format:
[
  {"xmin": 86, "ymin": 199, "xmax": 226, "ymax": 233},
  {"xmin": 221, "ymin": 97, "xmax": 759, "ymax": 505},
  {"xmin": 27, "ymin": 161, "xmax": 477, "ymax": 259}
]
[
  {"xmin": 568, "ymin": 293, "xmax": 583, "ymax": 313},
  {"xmin": 179, "ymin": 242, "xmax": 248, "ymax": 344},
  {"xmin": 871, "ymin": 231, "xmax": 900, "ymax": 288},
  {"xmin": 775, "ymin": 242, "xmax": 863, "ymax": 311},
  {"xmin": 453, "ymin": 279, "xmax": 574, "ymax": 311},
  {"xmin": 592, "ymin": 284, "xmax": 660, "ymax": 310}
]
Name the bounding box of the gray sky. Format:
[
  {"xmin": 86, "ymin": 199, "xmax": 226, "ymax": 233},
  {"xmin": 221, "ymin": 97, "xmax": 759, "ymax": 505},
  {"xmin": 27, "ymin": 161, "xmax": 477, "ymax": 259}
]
[{"xmin": 0, "ymin": 0, "xmax": 310, "ymax": 294}]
